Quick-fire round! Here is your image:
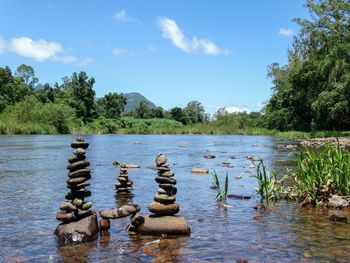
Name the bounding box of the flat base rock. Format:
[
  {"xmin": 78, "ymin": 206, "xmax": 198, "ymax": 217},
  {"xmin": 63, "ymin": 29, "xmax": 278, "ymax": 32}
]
[
  {"xmin": 136, "ymin": 215, "xmax": 190, "ymax": 236},
  {"xmin": 54, "ymin": 214, "xmax": 99, "ymax": 245}
]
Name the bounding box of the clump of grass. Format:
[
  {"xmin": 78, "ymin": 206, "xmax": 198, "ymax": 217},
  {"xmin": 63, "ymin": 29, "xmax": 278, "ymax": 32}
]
[
  {"xmin": 252, "ymin": 159, "xmax": 285, "ymax": 202},
  {"xmin": 288, "ymin": 142, "xmax": 350, "ymax": 205},
  {"xmin": 211, "ymin": 171, "xmax": 229, "ymax": 203}
]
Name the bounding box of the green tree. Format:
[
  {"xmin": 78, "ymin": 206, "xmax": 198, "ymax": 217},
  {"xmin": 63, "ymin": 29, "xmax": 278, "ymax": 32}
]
[
  {"xmin": 0, "ymin": 66, "xmax": 32, "ymax": 112},
  {"xmin": 15, "ymin": 64, "xmax": 38, "ymax": 89},
  {"xmin": 169, "ymin": 107, "xmax": 190, "ymax": 125},
  {"xmin": 97, "ymin": 92, "xmax": 126, "ymax": 119},
  {"xmin": 265, "ymin": 0, "xmax": 350, "ymax": 131},
  {"xmin": 135, "ymin": 101, "xmax": 150, "ymax": 119},
  {"xmin": 59, "ymin": 72, "xmax": 96, "ymax": 122},
  {"xmin": 183, "ymin": 100, "xmax": 206, "ymax": 124},
  {"xmin": 148, "ymin": 106, "xmax": 165, "ymax": 118}
]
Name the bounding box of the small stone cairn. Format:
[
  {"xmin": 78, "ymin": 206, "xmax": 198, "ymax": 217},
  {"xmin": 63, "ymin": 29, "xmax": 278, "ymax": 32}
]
[
  {"xmin": 56, "ymin": 137, "xmax": 93, "ymax": 223},
  {"xmin": 148, "ymin": 153, "xmax": 179, "ymax": 216},
  {"xmin": 115, "ymin": 163, "xmax": 133, "ymax": 196}
]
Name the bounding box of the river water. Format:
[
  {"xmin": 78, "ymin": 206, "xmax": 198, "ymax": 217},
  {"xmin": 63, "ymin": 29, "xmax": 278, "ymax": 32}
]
[{"xmin": 0, "ymin": 135, "xmax": 349, "ymax": 262}]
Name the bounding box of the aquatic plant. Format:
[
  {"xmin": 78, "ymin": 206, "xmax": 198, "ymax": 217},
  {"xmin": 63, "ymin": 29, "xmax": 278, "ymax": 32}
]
[
  {"xmin": 252, "ymin": 159, "xmax": 285, "ymax": 202},
  {"xmin": 211, "ymin": 171, "xmax": 229, "ymax": 203},
  {"xmin": 288, "ymin": 142, "xmax": 350, "ymax": 204}
]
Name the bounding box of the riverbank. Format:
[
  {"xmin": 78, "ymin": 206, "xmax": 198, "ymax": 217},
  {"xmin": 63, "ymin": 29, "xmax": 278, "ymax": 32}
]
[{"xmin": 1, "ymin": 116, "xmax": 349, "ymax": 141}]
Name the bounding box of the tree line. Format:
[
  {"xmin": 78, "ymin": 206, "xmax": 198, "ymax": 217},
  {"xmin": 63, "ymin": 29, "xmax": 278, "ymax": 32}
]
[{"xmin": 1, "ymin": 0, "xmax": 348, "ymax": 134}]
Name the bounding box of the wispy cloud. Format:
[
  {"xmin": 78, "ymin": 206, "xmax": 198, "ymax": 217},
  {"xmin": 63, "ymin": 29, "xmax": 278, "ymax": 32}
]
[
  {"xmin": 157, "ymin": 17, "xmax": 228, "ymax": 55},
  {"xmin": 112, "ymin": 48, "xmax": 135, "ymax": 56},
  {"xmin": 278, "ymin": 28, "xmax": 293, "ymax": 37},
  {"xmin": 114, "ymin": 9, "xmax": 140, "ymax": 23},
  {"xmin": 0, "ymin": 36, "xmax": 5, "ymax": 54},
  {"xmin": 0, "ymin": 36, "xmax": 91, "ymax": 65},
  {"xmin": 77, "ymin": 57, "xmax": 93, "ymax": 66},
  {"xmin": 10, "ymin": 37, "xmax": 64, "ymax": 61},
  {"xmin": 225, "ymin": 106, "xmax": 250, "ymax": 113}
]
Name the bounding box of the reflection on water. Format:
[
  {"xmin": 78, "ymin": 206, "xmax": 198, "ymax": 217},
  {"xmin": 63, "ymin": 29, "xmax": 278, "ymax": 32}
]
[{"xmin": 0, "ymin": 135, "xmax": 349, "ymax": 262}]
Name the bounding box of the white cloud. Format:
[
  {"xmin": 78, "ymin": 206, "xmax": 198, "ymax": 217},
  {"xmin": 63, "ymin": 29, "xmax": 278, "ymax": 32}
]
[
  {"xmin": 0, "ymin": 37, "xmax": 5, "ymax": 54},
  {"xmin": 278, "ymin": 28, "xmax": 293, "ymax": 37},
  {"xmin": 114, "ymin": 9, "xmax": 139, "ymax": 23},
  {"xmin": 55, "ymin": 55, "xmax": 77, "ymax": 63},
  {"xmin": 225, "ymin": 106, "xmax": 250, "ymax": 113},
  {"xmin": 77, "ymin": 57, "xmax": 93, "ymax": 66},
  {"xmin": 112, "ymin": 48, "xmax": 135, "ymax": 56},
  {"xmin": 157, "ymin": 17, "xmax": 228, "ymax": 55},
  {"xmin": 10, "ymin": 37, "xmax": 63, "ymax": 61}
]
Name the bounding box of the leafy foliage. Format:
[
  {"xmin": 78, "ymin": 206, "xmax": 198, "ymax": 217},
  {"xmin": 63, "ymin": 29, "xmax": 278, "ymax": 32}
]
[{"xmin": 265, "ymin": 0, "xmax": 350, "ymax": 131}]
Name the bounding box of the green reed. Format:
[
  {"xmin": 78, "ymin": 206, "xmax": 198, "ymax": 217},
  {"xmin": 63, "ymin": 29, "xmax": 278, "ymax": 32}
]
[
  {"xmin": 211, "ymin": 171, "xmax": 229, "ymax": 203},
  {"xmin": 252, "ymin": 159, "xmax": 285, "ymax": 202},
  {"xmin": 290, "ymin": 142, "xmax": 350, "ymax": 203}
]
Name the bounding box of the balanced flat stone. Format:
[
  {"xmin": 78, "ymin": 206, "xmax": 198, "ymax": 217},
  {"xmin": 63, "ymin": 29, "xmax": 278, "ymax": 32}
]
[
  {"xmin": 67, "ymin": 176, "xmax": 90, "ymax": 186},
  {"xmin": 156, "ymin": 166, "xmax": 170, "ymax": 172},
  {"xmin": 67, "ymin": 160, "xmax": 90, "ymax": 171},
  {"xmin": 68, "ymin": 168, "xmax": 91, "ymax": 178},
  {"xmin": 159, "ymin": 183, "xmax": 174, "ymax": 190},
  {"xmin": 71, "ymin": 141, "xmax": 89, "ymax": 149},
  {"xmin": 148, "ymin": 202, "xmax": 179, "ymax": 216},
  {"xmin": 158, "ymin": 171, "xmax": 174, "ymax": 177},
  {"xmin": 68, "ymin": 155, "xmax": 86, "ymax": 164},
  {"xmin": 81, "ymin": 201, "xmax": 93, "ymax": 210},
  {"xmin": 56, "ymin": 211, "xmax": 75, "ymax": 222},
  {"xmin": 154, "ymin": 194, "xmax": 176, "ymax": 203},
  {"xmin": 60, "ymin": 202, "xmax": 77, "ymax": 211},
  {"xmin": 67, "ymin": 181, "xmax": 90, "ymax": 190},
  {"xmin": 99, "ymin": 204, "xmax": 140, "ymax": 219},
  {"xmin": 136, "ymin": 215, "xmax": 190, "ymax": 236},
  {"xmin": 72, "ymin": 198, "xmax": 83, "ymax": 207},
  {"xmin": 55, "ymin": 214, "xmax": 99, "ymax": 245},
  {"xmin": 157, "ymin": 187, "xmax": 177, "ymax": 195},
  {"xmin": 155, "ymin": 176, "xmax": 176, "ymax": 185}
]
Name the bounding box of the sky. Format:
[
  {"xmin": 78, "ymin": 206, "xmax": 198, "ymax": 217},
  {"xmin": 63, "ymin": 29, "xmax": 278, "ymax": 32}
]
[{"xmin": 0, "ymin": 0, "xmax": 308, "ymax": 114}]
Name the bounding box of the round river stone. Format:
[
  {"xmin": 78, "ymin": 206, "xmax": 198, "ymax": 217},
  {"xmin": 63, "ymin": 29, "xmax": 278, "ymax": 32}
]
[
  {"xmin": 148, "ymin": 202, "xmax": 179, "ymax": 216},
  {"xmin": 155, "ymin": 176, "xmax": 176, "ymax": 185},
  {"xmin": 155, "ymin": 153, "xmax": 168, "ymax": 166}
]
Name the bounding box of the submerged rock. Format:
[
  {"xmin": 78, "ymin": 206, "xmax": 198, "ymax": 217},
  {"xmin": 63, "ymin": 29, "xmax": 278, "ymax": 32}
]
[
  {"xmin": 55, "ymin": 214, "xmax": 99, "ymax": 245},
  {"xmin": 327, "ymin": 195, "xmax": 349, "ymax": 209},
  {"xmin": 191, "ymin": 168, "xmax": 209, "ymax": 174},
  {"xmin": 99, "ymin": 204, "xmax": 140, "ymax": 219}
]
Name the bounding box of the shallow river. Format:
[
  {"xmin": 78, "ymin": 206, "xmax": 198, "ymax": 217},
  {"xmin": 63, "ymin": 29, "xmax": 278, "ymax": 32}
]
[{"xmin": 0, "ymin": 135, "xmax": 349, "ymax": 262}]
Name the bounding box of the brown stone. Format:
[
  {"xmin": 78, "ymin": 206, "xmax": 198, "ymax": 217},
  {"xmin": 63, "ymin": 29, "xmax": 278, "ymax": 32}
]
[
  {"xmin": 56, "ymin": 211, "xmax": 75, "ymax": 222},
  {"xmin": 155, "ymin": 153, "xmax": 167, "ymax": 166},
  {"xmin": 68, "ymin": 154, "xmax": 86, "ymax": 164},
  {"xmin": 67, "ymin": 176, "xmax": 90, "ymax": 186},
  {"xmin": 136, "ymin": 215, "xmax": 190, "ymax": 236},
  {"xmin": 154, "ymin": 194, "xmax": 176, "ymax": 204},
  {"xmin": 60, "ymin": 202, "xmax": 77, "ymax": 211},
  {"xmin": 74, "ymin": 148, "xmax": 86, "ymax": 156},
  {"xmin": 156, "ymin": 166, "xmax": 170, "ymax": 172},
  {"xmin": 148, "ymin": 202, "xmax": 179, "ymax": 216},
  {"xmin": 99, "ymin": 218, "xmax": 110, "ymax": 231},
  {"xmin": 67, "ymin": 181, "xmax": 90, "ymax": 190},
  {"xmin": 71, "ymin": 141, "xmax": 89, "ymax": 149},
  {"xmin": 55, "ymin": 214, "xmax": 99, "ymax": 245},
  {"xmin": 191, "ymin": 168, "xmax": 209, "ymax": 174},
  {"xmin": 155, "ymin": 176, "xmax": 176, "ymax": 185},
  {"xmin": 158, "ymin": 171, "xmax": 174, "ymax": 177},
  {"xmin": 159, "ymin": 184, "xmax": 174, "ymax": 190},
  {"xmin": 99, "ymin": 204, "xmax": 141, "ymax": 219},
  {"xmin": 68, "ymin": 168, "xmax": 91, "ymax": 178},
  {"xmin": 157, "ymin": 187, "xmax": 177, "ymax": 195},
  {"xmin": 67, "ymin": 160, "xmax": 90, "ymax": 172}
]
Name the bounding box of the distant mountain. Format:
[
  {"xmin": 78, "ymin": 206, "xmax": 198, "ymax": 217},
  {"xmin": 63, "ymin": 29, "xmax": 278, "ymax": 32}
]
[{"xmin": 123, "ymin": 92, "xmax": 156, "ymax": 112}]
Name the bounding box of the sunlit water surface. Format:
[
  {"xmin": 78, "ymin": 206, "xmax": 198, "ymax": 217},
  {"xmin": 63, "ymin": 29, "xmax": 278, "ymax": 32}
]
[{"xmin": 1, "ymin": 135, "xmax": 349, "ymax": 262}]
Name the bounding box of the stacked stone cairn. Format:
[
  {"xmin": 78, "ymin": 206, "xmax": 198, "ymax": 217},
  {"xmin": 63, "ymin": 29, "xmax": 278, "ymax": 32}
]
[
  {"xmin": 115, "ymin": 163, "xmax": 133, "ymax": 196},
  {"xmin": 127, "ymin": 153, "xmax": 190, "ymax": 235},
  {"xmin": 56, "ymin": 137, "xmax": 93, "ymax": 223},
  {"xmin": 148, "ymin": 153, "xmax": 179, "ymax": 216}
]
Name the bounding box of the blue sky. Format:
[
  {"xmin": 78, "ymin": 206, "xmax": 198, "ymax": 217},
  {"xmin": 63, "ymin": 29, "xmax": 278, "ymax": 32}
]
[{"xmin": 0, "ymin": 0, "xmax": 307, "ymax": 114}]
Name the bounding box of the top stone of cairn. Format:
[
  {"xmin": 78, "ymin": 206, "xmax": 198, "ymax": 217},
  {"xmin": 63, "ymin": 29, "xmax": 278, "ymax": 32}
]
[
  {"xmin": 155, "ymin": 153, "xmax": 167, "ymax": 166},
  {"xmin": 71, "ymin": 137, "xmax": 89, "ymax": 149}
]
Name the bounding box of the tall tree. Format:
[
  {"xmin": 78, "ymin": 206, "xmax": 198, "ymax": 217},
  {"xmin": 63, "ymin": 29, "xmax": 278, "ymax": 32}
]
[
  {"xmin": 265, "ymin": 0, "xmax": 350, "ymax": 131},
  {"xmin": 15, "ymin": 64, "xmax": 38, "ymax": 89},
  {"xmin": 97, "ymin": 92, "xmax": 126, "ymax": 119},
  {"xmin": 183, "ymin": 100, "xmax": 206, "ymax": 124}
]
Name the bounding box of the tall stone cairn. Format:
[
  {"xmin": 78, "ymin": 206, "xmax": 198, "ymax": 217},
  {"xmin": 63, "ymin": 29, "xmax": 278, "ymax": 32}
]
[
  {"xmin": 148, "ymin": 153, "xmax": 179, "ymax": 216},
  {"xmin": 56, "ymin": 137, "xmax": 93, "ymax": 223},
  {"xmin": 115, "ymin": 163, "xmax": 133, "ymax": 195}
]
